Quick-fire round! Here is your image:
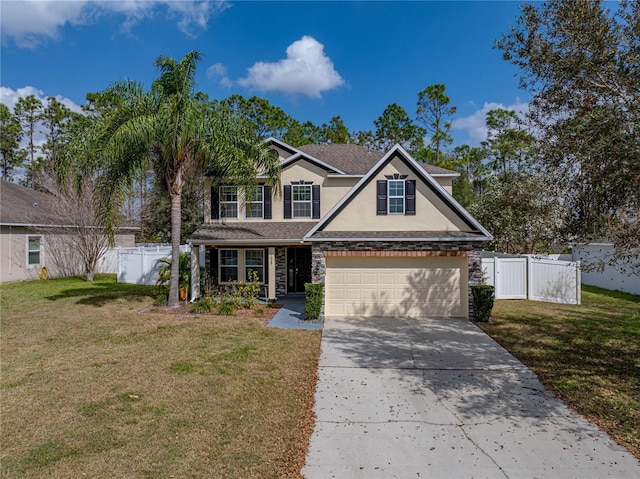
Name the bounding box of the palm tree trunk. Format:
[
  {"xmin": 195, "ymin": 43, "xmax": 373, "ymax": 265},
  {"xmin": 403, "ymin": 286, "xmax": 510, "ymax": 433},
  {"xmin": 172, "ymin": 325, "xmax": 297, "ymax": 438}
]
[{"xmin": 168, "ymin": 192, "xmax": 181, "ymax": 308}]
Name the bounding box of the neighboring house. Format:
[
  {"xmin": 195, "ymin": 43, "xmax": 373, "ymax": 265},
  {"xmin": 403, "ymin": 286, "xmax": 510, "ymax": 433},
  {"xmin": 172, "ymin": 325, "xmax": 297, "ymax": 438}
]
[
  {"xmin": 0, "ymin": 180, "xmax": 136, "ymax": 283},
  {"xmin": 190, "ymin": 139, "xmax": 492, "ymax": 319}
]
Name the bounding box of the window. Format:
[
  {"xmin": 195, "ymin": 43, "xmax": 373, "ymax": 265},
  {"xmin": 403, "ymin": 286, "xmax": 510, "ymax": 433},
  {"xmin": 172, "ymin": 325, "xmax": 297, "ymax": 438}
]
[
  {"xmin": 292, "ymin": 185, "xmax": 312, "ymax": 218},
  {"xmin": 245, "ymin": 186, "xmax": 263, "ymax": 219},
  {"xmin": 219, "ymin": 249, "xmax": 238, "ymax": 282},
  {"xmin": 220, "ymin": 186, "xmax": 238, "ymax": 218},
  {"xmin": 388, "ymin": 180, "xmax": 405, "ymax": 214},
  {"xmin": 245, "ymin": 249, "xmax": 264, "ymax": 283},
  {"xmin": 27, "ymin": 236, "xmax": 41, "ymax": 266}
]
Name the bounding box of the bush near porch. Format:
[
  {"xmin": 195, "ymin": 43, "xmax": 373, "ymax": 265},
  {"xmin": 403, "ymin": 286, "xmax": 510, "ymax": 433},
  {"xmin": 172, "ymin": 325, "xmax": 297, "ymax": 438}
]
[
  {"xmin": 0, "ymin": 275, "xmax": 321, "ymax": 478},
  {"xmin": 478, "ymin": 285, "xmax": 640, "ymax": 459}
]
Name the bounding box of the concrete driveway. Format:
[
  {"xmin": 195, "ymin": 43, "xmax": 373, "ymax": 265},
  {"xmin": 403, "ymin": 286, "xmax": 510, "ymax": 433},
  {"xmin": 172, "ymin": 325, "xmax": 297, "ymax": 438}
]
[{"xmin": 302, "ymin": 316, "xmax": 639, "ymax": 478}]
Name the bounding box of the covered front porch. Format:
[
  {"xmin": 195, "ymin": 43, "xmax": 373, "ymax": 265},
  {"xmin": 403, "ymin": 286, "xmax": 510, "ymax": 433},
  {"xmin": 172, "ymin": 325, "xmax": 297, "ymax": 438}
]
[{"xmin": 189, "ymin": 221, "xmax": 321, "ymax": 302}]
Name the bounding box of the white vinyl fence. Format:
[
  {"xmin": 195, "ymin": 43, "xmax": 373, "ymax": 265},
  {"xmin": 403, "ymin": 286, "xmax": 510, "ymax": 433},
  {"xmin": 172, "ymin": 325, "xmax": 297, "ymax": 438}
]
[
  {"xmin": 108, "ymin": 245, "xmax": 192, "ymax": 285},
  {"xmin": 572, "ymin": 244, "xmax": 640, "ymax": 295},
  {"xmin": 482, "ymin": 254, "xmax": 581, "ymax": 304}
]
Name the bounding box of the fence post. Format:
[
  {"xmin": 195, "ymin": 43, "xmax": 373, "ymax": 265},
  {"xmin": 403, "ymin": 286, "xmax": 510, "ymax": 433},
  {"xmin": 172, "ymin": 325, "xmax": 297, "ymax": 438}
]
[
  {"xmin": 527, "ymin": 256, "xmax": 533, "ymax": 300},
  {"xmin": 576, "ymin": 261, "xmax": 582, "ymax": 305}
]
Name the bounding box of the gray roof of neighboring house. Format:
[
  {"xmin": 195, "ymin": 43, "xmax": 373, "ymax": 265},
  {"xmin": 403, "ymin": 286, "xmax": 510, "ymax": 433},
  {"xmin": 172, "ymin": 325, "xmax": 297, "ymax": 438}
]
[
  {"xmin": 191, "ymin": 222, "xmax": 317, "ymax": 243},
  {"xmin": 0, "ymin": 179, "xmax": 69, "ymax": 226},
  {"xmin": 295, "ymin": 144, "xmax": 458, "ymax": 177},
  {"xmin": 0, "ymin": 179, "xmax": 139, "ymax": 231}
]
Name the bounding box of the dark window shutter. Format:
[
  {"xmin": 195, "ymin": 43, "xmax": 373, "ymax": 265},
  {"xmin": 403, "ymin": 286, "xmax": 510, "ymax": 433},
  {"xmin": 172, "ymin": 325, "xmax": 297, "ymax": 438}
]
[
  {"xmin": 312, "ymin": 185, "xmax": 320, "ymax": 219},
  {"xmin": 284, "ymin": 185, "xmax": 292, "ymax": 219},
  {"xmin": 211, "ymin": 186, "xmax": 219, "ymax": 220},
  {"xmin": 263, "ymin": 185, "xmax": 272, "ymax": 219},
  {"xmin": 376, "ymin": 180, "xmax": 387, "ymax": 215},
  {"xmin": 405, "ymin": 180, "xmax": 416, "ymax": 215}
]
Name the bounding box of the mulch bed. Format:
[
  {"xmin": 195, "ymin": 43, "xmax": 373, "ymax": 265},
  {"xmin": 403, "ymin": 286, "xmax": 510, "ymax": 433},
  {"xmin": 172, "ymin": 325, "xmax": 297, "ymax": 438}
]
[{"xmin": 139, "ymin": 302, "xmax": 284, "ymax": 322}]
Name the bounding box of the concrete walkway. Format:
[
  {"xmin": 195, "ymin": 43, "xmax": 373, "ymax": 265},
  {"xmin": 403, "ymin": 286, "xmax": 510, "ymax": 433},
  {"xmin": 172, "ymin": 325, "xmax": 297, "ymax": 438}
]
[
  {"xmin": 302, "ymin": 316, "xmax": 639, "ymax": 478},
  {"xmin": 267, "ymin": 294, "xmax": 323, "ymax": 330}
]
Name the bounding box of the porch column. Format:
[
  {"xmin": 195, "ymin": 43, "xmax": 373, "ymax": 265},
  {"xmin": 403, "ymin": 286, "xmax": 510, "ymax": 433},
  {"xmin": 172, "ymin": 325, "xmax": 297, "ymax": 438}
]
[
  {"xmin": 268, "ymin": 247, "xmax": 276, "ymax": 300},
  {"xmin": 191, "ymin": 244, "xmax": 200, "ymax": 301}
]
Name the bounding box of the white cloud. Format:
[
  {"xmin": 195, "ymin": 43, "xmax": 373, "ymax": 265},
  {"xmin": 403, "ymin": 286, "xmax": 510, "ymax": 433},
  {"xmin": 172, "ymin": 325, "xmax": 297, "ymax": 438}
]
[
  {"xmin": 0, "ymin": 85, "xmax": 84, "ymax": 115},
  {"xmin": 207, "ymin": 62, "xmax": 233, "ymax": 88},
  {"xmin": 0, "ymin": 0, "xmax": 230, "ymax": 48},
  {"xmin": 452, "ymin": 100, "xmax": 530, "ymax": 145},
  {"xmin": 238, "ymin": 35, "xmax": 345, "ymax": 98}
]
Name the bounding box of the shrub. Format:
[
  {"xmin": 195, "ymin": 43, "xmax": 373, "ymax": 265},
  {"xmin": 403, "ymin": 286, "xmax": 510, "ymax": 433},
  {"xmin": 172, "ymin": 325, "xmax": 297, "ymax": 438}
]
[
  {"xmin": 192, "ymin": 297, "xmax": 214, "ymax": 313},
  {"xmin": 217, "ymin": 300, "xmax": 235, "ymax": 316},
  {"xmin": 153, "ymin": 291, "xmax": 169, "ymax": 306},
  {"xmin": 304, "ymin": 283, "xmax": 324, "ymax": 320},
  {"xmin": 471, "ymin": 285, "xmax": 495, "ymax": 322},
  {"xmin": 226, "ymin": 270, "xmax": 261, "ymax": 308}
]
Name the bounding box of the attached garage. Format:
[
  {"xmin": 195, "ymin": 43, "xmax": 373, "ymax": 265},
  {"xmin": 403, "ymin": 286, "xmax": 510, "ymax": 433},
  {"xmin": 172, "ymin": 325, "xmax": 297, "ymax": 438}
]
[{"xmin": 324, "ymin": 254, "xmax": 469, "ymax": 318}]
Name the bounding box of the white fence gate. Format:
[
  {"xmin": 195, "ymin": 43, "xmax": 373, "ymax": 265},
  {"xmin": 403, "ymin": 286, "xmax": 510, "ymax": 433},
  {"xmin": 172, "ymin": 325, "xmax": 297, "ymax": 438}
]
[{"xmin": 482, "ymin": 255, "xmax": 581, "ymax": 304}]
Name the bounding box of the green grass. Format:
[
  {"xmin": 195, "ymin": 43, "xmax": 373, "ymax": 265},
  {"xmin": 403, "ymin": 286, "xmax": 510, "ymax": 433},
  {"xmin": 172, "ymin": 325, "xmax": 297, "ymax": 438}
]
[
  {"xmin": 477, "ymin": 285, "xmax": 640, "ymax": 458},
  {"xmin": 1, "ymin": 275, "xmax": 321, "ymax": 478}
]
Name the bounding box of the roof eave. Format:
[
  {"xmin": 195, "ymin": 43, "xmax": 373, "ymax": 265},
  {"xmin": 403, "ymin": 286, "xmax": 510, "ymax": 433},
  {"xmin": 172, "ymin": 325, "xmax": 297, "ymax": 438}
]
[
  {"xmin": 0, "ymin": 222, "xmax": 139, "ymax": 231},
  {"xmin": 190, "ymin": 238, "xmax": 307, "ymax": 245},
  {"xmin": 303, "ymin": 235, "xmax": 492, "ymax": 242}
]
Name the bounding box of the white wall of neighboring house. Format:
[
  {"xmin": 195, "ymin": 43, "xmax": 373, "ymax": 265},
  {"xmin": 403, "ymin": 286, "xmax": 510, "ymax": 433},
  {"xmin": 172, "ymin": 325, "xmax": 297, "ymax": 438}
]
[{"xmin": 572, "ymin": 244, "xmax": 640, "ymax": 295}]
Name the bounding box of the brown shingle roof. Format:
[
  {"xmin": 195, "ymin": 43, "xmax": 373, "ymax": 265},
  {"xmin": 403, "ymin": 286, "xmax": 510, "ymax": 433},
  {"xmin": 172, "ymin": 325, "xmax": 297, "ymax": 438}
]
[
  {"xmin": 191, "ymin": 222, "xmax": 317, "ymax": 243},
  {"xmin": 307, "ymin": 230, "xmax": 487, "ymax": 240},
  {"xmin": 295, "ymin": 144, "xmax": 458, "ymax": 176}
]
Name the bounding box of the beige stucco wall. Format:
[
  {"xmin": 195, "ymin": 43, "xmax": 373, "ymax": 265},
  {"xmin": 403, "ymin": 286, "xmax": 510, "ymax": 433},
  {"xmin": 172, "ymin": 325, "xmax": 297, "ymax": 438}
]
[
  {"xmin": 436, "ymin": 177, "xmax": 453, "ymax": 194},
  {"xmin": 204, "ymin": 159, "xmax": 358, "ymax": 223},
  {"xmin": 323, "ymin": 154, "xmax": 469, "ymax": 232},
  {"xmin": 0, "ymin": 226, "xmax": 136, "ymax": 283}
]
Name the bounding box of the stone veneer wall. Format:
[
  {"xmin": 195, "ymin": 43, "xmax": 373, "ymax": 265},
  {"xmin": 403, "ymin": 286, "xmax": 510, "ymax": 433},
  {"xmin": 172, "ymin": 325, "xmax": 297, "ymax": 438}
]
[
  {"xmin": 275, "ymin": 247, "xmax": 287, "ymax": 297},
  {"xmin": 311, "ymin": 241, "xmax": 484, "ymax": 320}
]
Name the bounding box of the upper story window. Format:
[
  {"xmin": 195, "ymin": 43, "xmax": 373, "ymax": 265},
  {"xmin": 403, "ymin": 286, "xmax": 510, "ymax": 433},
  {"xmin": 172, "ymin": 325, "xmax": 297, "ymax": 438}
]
[
  {"xmin": 245, "ymin": 186, "xmax": 263, "ymax": 219},
  {"xmin": 212, "ymin": 185, "xmax": 272, "ymax": 220},
  {"xmin": 283, "ymin": 183, "xmax": 320, "ymax": 220},
  {"xmin": 220, "ymin": 186, "xmax": 238, "ymax": 218},
  {"xmin": 27, "ymin": 236, "xmax": 42, "ymax": 266},
  {"xmin": 388, "ymin": 180, "xmax": 405, "ymax": 214},
  {"xmin": 292, "ymin": 185, "xmax": 312, "ymax": 218},
  {"xmin": 377, "ymin": 176, "xmax": 416, "ymax": 216}
]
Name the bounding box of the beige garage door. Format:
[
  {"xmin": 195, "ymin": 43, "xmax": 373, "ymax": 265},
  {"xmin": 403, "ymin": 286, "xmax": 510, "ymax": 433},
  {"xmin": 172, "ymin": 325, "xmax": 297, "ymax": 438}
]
[{"xmin": 325, "ymin": 256, "xmax": 468, "ymax": 318}]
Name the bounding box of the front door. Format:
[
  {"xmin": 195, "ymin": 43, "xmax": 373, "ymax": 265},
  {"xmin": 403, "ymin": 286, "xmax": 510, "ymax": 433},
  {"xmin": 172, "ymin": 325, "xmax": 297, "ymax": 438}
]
[{"xmin": 287, "ymin": 247, "xmax": 312, "ymax": 293}]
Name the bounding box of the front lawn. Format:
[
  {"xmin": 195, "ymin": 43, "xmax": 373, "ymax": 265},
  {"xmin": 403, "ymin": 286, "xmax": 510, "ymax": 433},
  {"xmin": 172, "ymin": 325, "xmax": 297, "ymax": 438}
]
[
  {"xmin": 478, "ymin": 285, "xmax": 640, "ymax": 458},
  {"xmin": 0, "ymin": 275, "xmax": 321, "ymax": 478}
]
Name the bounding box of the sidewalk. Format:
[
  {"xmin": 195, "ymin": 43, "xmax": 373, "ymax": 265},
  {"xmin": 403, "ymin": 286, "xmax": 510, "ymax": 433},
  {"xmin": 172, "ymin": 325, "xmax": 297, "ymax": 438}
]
[{"xmin": 267, "ymin": 294, "xmax": 323, "ymax": 331}]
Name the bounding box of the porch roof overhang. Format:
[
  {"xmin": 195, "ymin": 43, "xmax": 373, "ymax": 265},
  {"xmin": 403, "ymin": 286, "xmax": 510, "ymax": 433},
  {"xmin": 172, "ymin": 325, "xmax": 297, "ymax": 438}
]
[
  {"xmin": 304, "ymin": 230, "xmax": 490, "ymax": 242},
  {"xmin": 190, "ymin": 221, "xmax": 317, "ymax": 246}
]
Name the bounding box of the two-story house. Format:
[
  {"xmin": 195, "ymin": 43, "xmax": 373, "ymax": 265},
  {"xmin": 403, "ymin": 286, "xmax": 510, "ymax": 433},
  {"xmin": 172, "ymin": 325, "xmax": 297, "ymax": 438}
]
[{"xmin": 190, "ymin": 138, "xmax": 491, "ymax": 319}]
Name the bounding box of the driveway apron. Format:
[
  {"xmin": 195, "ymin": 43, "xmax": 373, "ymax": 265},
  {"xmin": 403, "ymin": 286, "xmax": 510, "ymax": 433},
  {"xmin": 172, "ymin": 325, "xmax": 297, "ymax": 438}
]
[{"xmin": 302, "ymin": 316, "xmax": 639, "ymax": 479}]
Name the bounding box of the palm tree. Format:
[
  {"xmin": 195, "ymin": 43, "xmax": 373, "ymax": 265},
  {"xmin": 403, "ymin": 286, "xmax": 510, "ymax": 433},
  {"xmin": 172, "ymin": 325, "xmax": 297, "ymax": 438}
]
[{"xmin": 96, "ymin": 51, "xmax": 280, "ymax": 307}]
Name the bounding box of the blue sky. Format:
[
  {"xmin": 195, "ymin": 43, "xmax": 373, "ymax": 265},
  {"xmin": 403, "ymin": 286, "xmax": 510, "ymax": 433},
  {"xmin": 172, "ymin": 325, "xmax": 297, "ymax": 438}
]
[{"xmin": 1, "ymin": 1, "xmax": 529, "ymax": 147}]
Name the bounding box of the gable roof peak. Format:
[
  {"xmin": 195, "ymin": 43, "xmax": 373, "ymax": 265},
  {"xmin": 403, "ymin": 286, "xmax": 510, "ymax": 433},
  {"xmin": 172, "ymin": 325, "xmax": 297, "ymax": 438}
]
[{"xmin": 303, "ymin": 145, "xmax": 492, "ymax": 240}]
